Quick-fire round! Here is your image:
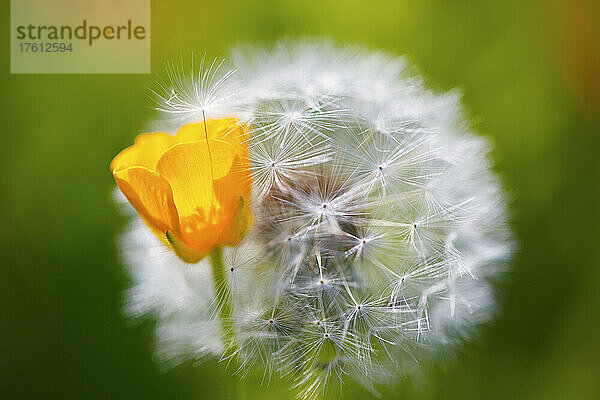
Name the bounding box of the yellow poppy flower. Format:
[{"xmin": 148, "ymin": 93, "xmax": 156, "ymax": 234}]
[{"xmin": 110, "ymin": 118, "xmax": 252, "ymax": 263}]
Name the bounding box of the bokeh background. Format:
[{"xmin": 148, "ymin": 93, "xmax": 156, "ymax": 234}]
[{"xmin": 2, "ymin": 0, "xmax": 599, "ymax": 399}]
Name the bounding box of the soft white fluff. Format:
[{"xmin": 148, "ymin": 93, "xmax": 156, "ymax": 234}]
[{"xmin": 118, "ymin": 41, "xmax": 512, "ymax": 399}]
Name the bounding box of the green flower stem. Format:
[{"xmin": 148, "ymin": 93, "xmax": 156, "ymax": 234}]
[{"xmin": 209, "ymin": 247, "xmax": 235, "ymax": 352}]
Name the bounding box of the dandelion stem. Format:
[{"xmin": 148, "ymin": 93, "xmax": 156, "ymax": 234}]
[{"xmin": 209, "ymin": 247, "xmax": 235, "ymax": 353}]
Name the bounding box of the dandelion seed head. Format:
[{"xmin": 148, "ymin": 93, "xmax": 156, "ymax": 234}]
[{"xmin": 118, "ymin": 40, "xmax": 513, "ymax": 399}]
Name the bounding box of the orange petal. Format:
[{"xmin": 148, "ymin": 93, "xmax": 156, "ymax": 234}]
[
  {"xmin": 155, "ymin": 139, "xmax": 236, "ymax": 248},
  {"xmin": 165, "ymin": 231, "xmax": 207, "ymax": 263},
  {"xmin": 176, "ymin": 119, "xmax": 250, "ymax": 155},
  {"xmin": 113, "ymin": 166, "xmax": 180, "ymax": 234},
  {"xmin": 213, "ymin": 155, "xmax": 253, "ymax": 246},
  {"xmin": 110, "ymin": 132, "xmax": 174, "ymax": 173}
]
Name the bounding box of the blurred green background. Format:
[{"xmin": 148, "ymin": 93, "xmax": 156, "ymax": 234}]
[{"xmin": 2, "ymin": 0, "xmax": 599, "ymax": 399}]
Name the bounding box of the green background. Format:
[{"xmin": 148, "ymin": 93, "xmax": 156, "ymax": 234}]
[{"xmin": 2, "ymin": 0, "xmax": 599, "ymax": 399}]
